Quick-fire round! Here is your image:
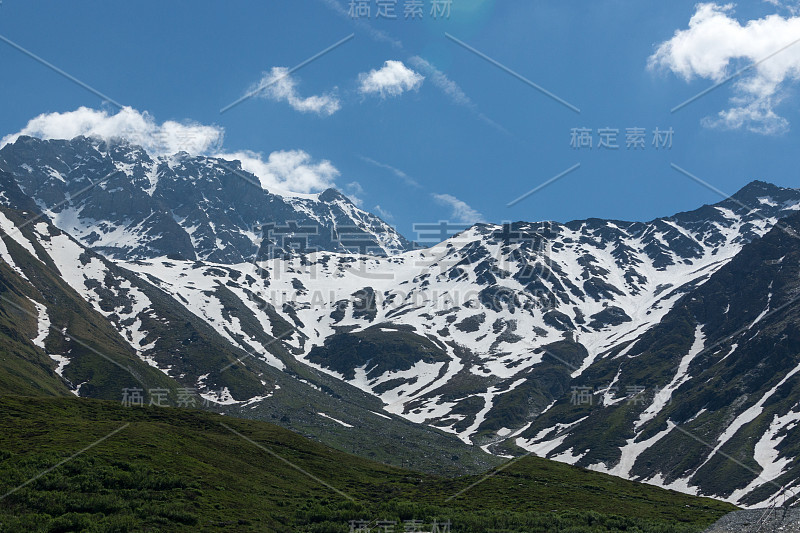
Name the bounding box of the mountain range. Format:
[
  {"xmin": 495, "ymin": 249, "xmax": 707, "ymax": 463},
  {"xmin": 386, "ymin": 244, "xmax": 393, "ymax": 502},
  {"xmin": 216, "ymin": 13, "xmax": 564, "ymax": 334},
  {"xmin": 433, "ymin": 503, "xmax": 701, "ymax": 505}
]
[{"xmin": 0, "ymin": 134, "xmax": 798, "ymax": 509}]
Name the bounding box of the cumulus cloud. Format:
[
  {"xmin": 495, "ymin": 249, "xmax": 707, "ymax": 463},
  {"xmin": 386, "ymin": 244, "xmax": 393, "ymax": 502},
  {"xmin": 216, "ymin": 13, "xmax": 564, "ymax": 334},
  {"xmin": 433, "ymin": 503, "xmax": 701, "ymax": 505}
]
[
  {"xmin": 0, "ymin": 106, "xmax": 224, "ymax": 155},
  {"xmin": 358, "ymin": 60, "xmax": 424, "ymax": 98},
  {"xmin": 316, "ymin": 0, "xmax": 503, "ymax": 131},
  {"xmin": 649, "ymin": 3, "xmax": 800, "ymax": 134},
  {"xmin": 218, "ymin": 149, "xmax": 339, "ymax": 194},
  {"xmin": 253, "ymin": 67, "xmax": 340, "ymax": 115},
  {"xmin": 432, "ymin": 193, "xmax": 485, "ymax": 224},
  {"xmin": 1, "ymin": 106, "xmax": 340, "ymax": 195}
]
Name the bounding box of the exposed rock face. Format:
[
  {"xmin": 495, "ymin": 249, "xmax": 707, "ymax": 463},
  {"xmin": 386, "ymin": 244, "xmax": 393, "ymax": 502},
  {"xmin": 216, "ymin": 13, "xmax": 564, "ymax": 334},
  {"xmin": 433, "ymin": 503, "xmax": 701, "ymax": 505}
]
[
  {"xmin": 0, "ymin": 136, "xmax": 409, "ymax": 262},
  {"xmin": 704, "ymin": 508, "xmax": 800, "ymax": 532}
]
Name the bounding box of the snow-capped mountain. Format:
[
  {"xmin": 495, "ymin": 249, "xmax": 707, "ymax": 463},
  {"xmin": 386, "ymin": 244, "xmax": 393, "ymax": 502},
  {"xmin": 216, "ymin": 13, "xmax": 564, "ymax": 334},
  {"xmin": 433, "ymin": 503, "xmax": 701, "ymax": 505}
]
[
  {"xmin": 0, "ymin": 170, "xmax": 495, "ymax": 475},
  {"xmin": 0, "ymin": 136, "xmax": 409, "ymax": 262},
  {"xmin": 112, "ymin": 181, "xmax": 800, "ymax": 506},
  {"xmin": 128, "ymin": 186, "xmax": 789, "ymax": 389},
  {"xmin": 519, "ymin": 211, "xmax": 800, "ymax": 508},
  {"xmin": 1, "ymin": 134, "xmax": 800, "ymax": 506}
]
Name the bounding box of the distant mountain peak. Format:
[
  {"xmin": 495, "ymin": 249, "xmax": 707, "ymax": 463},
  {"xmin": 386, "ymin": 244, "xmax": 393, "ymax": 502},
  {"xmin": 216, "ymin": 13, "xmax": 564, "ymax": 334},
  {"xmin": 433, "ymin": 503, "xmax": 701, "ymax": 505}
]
[
  {"xmin": 318, "ymin": 187, "xmax": 349, "ymax": 203},
  {"xmin": 730, "ymin": 179, "xmax": 785, "ymax": 201},
  {"xmin": 0, "ymin": 136, "xmax": 410, "ymax": 260}
]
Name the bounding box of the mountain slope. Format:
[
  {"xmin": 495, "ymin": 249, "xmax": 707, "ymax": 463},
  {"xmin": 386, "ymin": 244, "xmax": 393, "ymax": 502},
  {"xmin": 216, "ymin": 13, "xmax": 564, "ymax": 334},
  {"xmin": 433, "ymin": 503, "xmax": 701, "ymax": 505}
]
[
  {"xmin": 105, "ymin": 180, "xmax": 800, "ymax": 506},
  {"xmin": 0, "ymin": 203, "xmax": 183, "ymax": 400},
  {"xmin": 117, "ymin": 182, "xmax": 800, "ymax": 445},
  {"xmin": 0, "ymin": 189, "xmax": 496, "ymax": 476},
  {"xmin": 517, "ymin": 211, "xmax": 800, "ymax": 507}
]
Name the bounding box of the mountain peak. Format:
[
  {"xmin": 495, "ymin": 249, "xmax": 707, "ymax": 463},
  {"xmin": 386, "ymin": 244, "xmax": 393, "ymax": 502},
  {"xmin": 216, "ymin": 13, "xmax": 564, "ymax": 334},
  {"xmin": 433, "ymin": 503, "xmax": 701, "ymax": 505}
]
[
  {"xmin": 731, "ymin": 179, "xmax": 786, "ymax": 201},
  {"xmin": 318, "ymin": 188, "xmax": 348, "ymax": 203}
]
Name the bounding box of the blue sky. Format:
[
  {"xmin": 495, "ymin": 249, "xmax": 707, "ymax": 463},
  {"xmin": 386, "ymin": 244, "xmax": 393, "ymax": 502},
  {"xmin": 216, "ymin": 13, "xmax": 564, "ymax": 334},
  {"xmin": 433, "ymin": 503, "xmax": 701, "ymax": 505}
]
[{"xmin": 1, "ymin": 0, "xmax": 799, "ymax": 240}]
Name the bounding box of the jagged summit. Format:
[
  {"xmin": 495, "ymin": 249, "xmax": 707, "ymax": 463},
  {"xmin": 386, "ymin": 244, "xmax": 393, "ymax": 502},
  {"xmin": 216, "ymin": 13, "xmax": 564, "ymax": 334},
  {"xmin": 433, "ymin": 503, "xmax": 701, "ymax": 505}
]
[
  {"xmin": 317, "ymin": 187, "xmax": 349, "ymax": 203},
  {"xmin": 0, "ymin": 136, "xmax": 410, "ymax": 261}
]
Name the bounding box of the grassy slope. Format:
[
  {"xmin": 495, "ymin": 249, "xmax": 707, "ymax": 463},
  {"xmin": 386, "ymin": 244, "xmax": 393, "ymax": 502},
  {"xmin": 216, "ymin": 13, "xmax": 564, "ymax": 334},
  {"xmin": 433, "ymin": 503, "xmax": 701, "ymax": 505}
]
[
  {"xmin": 0, "ymin": 258, "xmax": 72, "ymax": 397},
  {"xmin": 0, "ymin": 396, "xmax": 735, "ymax": 532},
  {"xmin": 0, "ymin": 210, "xmax": 183, "ymax": 401}
]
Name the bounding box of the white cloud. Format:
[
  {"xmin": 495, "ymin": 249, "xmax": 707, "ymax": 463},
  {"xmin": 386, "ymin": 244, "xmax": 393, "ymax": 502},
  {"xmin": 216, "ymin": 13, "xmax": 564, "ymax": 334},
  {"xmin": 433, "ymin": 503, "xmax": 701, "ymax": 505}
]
[
  {"xmin": 1, "ymin": 106, "xmax": 340, "ymax": 195},
  {"xmin": 649, "ymin": 3, "xmax": 800, "ymax": 134},
  {"xmin": 218, "ymin": 149, "xmax": 339, "ymax": 195},
  {"xmin": 408, "ymin": 55, "xmax": 509, "ymax": 134},
  {"xmin": 701, "ymin": 95, "xmax": 790, "ymax": 133},
  {"xmin": 764, "ymin": 0, "xmax": 800, "ymax": 15},
  {"xmin": 253, "ymin": 67, "xmax": 340, "ymax": 115},
  {"xmin": 0, "ymin": 106, "xmax": 224, "ymax": 155},
  {"xmin": 432, "ymin": 193, "xmax": 484, "ymax": 224},
  {"xmin": 343, "ymin": 181, "xmax": 365, "ymax": 206},
  {"xmin": 358, "ymin": 60, "xmax": 424, "ymax": 98},
  {"xmin": 318, "ymin": 0, "xmax": 403, "ymax": 49},
  {"xmin": 373, "ymin": 204, "xmax": 393, "ymax": 220},
  {"xmin": 408, "ymin": 56, "xmax": 471, "ymax": 107},
  {"xmin": 315, "ymin": 1, "xmax": 502, "ymax": 131},
  {"xmin": 360, "ymin": 156, "xmax": 421, "ymax": 188}
]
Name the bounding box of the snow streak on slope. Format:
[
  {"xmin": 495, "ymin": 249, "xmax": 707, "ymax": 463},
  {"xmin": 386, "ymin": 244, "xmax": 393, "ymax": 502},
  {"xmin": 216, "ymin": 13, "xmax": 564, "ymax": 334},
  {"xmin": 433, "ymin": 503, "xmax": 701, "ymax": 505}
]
[
  {"xmin": 633, "ymin": 325, "xmax": 705, "ymax": 431},
  {"xmin": 33, "ymin": 229, "xmax": 157, "ymax": 356},
  {"xmin": 699, "ymin": 362, "xmax": 800, "ymax": 474},
  {"xmin": 729, "ymin": 407, "xmax": 800, "ymax": 504},
  {"xmin": 27, "ymin": 298, "xmax": 70, "ymax": 381},
  {"xmin": 123, "ymin": 260, "xmax": 286, "ymax": 371},
  {"xmin": 589, "ymin": 422, "xmax": 676, "ymax": 479}
]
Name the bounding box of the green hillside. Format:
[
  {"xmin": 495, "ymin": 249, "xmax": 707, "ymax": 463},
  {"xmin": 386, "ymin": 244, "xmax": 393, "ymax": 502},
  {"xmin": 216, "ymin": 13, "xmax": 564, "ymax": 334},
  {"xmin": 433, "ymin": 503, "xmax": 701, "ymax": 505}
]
[{"xmin": 0, "ymin": 396, "xmax": 735, "ymax": 532}]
